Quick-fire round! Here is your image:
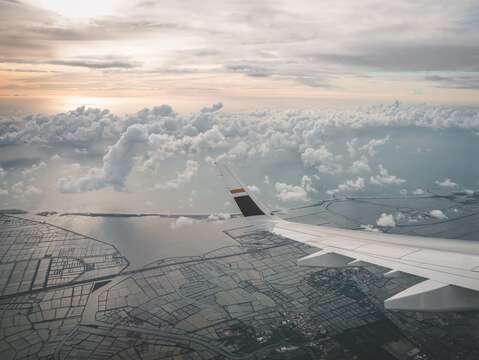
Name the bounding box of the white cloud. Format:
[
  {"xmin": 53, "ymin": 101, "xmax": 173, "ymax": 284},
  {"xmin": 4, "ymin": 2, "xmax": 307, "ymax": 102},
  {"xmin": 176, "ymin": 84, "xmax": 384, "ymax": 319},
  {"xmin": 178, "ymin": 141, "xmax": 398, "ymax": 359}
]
[
  {"xmin": 0, "ymin": 188, "xmax": 8, "ymax": 196},
  {"xmin": 207, "ymin": 213, "xmax": 231, "ymax": 221},
  {"xmin": 435, "ymin": 178, "xmax": 457, "ymax": 188},
  {"xmin": 327, "ymin": 177, "xmax": 365, "ymax": 195},
  {"xmin": 155, "ymin": 160, "xmax": 199, "ymax": 190},
  {"xmin": 21, "ymin": 161, "xmax": 47, "ymax": 178},
  {"xmin": 263, "ymin": 175, "xmax": 270, "ymax": 184},
  {"xmin": 301, "ymin": 175, "xmax": 316, "ymax": 193},
  {"xmin": 413, "ymin": 188, "xmax": 426, "ymax": 195},
  {"xmin": 0, "ymin": 167, "xmax": 6, "ymax": 179},
  {"xmin": 11, "ymin": 181, "xmax": 43, "ymax": 198},
  {"xmin": 400, "ymin": 189, "xmax": 408, "ymax": 196},
  {"xmin": 429, "ymin": 209, "xmax": 448, "ymax": 220},
  {"xmin": 351, "ymin": 156, "xmax": 370, "ymax": 174},
  {"xmin": 57, "ymin": 124, "xmax": 149, "ymax": 192},
  {"xmin": 370, "ymin": 164, "xmax": 406, "ymax": 185},
  {"xmin": 275, "ymin": 174, "xmax": 317, "ymax": 202},
  {"xmin": 275, "ymin": 182, "xmax": 309, "ymax": 203},
  {"xmin": 170, "ymin": 216, "xmax": 196, "ymax": 229},
  {"xmin": 51, "ymin": 154, "xmax": 62, "ymax": 161},
  {"xmin": 301, "ymin": 145, "xmax": 334, "ymax": 166},
  {"xmin": 359, "ymin": 136, "xmax": 390, "ymax": 157},
  {"xmin": 376, "ymin": 213, "xmax": 396, "ymax": 227},
  {"xmin": 346, "ymin": 138, "xmax": 358, "ymax": 158},
  {"xmin": 360, "ymin": 224, "xmax": 380, "ymax": 232},
  {"xmin": 247, "ymin": 185, "xmax": 261, "ymax": 194}
]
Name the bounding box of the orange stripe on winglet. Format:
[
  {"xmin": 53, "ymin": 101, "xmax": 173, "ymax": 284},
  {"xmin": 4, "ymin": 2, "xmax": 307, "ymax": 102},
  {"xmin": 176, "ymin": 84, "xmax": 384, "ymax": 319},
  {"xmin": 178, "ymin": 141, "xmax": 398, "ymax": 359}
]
[{"xmin": 230, "ymin": 188, "xmax": 246, "ymax": 194}]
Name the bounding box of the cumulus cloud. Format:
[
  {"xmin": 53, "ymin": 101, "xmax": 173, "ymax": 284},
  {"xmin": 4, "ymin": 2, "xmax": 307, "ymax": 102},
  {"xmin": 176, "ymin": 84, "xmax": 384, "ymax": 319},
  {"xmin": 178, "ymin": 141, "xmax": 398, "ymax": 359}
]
[
  {"xmin": 11, "ymin": 181, "xmax": 43, "ymax": 198},
  {"xmin": 274, "ymin": 174, "xmax": 317, "ymax": 202},
  {"xmin": 359, "ymin": 136, "xmax": 390, "ymax": 157},
  {"xmin": 57, "ymin": 124, "xmax": 149, "ymax": 192},
  {"xmin": 0, "ymin": 101, "xmax": 475, "ymax": 202},
  {"xmin": 370, "ymin": 164, "xmax": 406, "ymax": 185},
  {"xmin": 301, "ymin": 145, "xmax": 343, "ymax": 175},
  {"xmin": 346, "ymin": 138, "xmax": 358, "ymax": 158},
  {"xmin": 246, "ymin": 185, "xmax": 261, "ymax": 194},
  {"xmin": 301, "ymin": 175, "xmax": 316, "ymax": 193},
  {"xmin": 170, "ymin": 216, "xmax": 196, "ymax": 229},
  {"xmin": 207, "ymin": 213, "xmax": 231, "ymax": 222},
  {"xmin": 413, "ymin": 188, "xmax": 426, "ymax": 195},
  {"xmin": 275, "ymin": 183, "xmax": 309, "ymax": 202},
  {"xmin": 21, "ymin": 161, "xmax": 47, "ymax": 178},
  {"xmin": 351, "ymin": 156, "xmax": 370, "ymax": 174},
  {"xmin": 429, "ymin": 209, "xmax": 448, "ymax": 220},
  {"xmin": 376, "ymin": 213, "xmax": 396, "ymax": 227},
  {"xmin": 327, "ymin": 177, "xmax": 365, "ymax": 195},
  {"xmin": 155, "ymin": 160, "xmax": 199, "ymax": 190},
  {"xmin": 360, "ymin": 224, "xmax": 380, "ymax": 232},
  {"xmin": 435, "ymin": 178, "xmax": 457, "ymax": 188}
]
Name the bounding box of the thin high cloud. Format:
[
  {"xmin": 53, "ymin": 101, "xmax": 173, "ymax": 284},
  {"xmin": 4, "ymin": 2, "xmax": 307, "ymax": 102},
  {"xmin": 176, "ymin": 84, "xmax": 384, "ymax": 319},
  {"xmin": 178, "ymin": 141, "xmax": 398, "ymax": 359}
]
[{"xmin": 1, "ymin": 0, "xmax": 478, "ymax": 101}]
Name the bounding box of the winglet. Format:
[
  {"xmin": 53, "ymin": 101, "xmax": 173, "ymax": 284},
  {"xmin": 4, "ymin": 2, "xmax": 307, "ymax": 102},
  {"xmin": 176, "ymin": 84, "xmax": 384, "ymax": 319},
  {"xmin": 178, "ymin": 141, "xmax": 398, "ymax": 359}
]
[{"xmin": 215, "ymin": 162, "xmax": 270, "ymax": 217}]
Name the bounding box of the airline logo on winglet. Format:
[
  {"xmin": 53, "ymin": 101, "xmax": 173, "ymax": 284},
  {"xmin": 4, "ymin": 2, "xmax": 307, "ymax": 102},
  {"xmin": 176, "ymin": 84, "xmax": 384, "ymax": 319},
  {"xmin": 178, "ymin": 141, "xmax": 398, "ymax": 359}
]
[{"xmin": 230, "ymin": 188, "xmax": 246, "ymax": 194}]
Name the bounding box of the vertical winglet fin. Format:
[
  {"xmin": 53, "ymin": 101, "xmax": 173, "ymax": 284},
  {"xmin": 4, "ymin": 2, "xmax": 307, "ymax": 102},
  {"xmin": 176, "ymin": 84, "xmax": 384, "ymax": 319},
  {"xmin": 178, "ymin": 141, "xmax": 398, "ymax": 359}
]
[{"xmin": 215, "ymin": 162, "xmax": 269, "ymax": 217}]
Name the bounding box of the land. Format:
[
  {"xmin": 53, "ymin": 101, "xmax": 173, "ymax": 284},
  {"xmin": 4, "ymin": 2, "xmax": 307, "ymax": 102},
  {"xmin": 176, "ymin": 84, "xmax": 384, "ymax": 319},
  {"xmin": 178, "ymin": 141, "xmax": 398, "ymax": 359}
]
[{"xmin": 1, "ymin": 193, "xmax": 479, "ymax": 359}]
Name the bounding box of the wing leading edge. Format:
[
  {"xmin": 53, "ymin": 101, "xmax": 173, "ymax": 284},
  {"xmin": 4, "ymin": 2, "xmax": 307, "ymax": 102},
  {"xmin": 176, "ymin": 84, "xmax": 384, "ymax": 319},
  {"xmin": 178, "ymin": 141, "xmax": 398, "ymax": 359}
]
[{"xmin": 216, "ymin": 163, "xmax": 479, "ymax": 312}]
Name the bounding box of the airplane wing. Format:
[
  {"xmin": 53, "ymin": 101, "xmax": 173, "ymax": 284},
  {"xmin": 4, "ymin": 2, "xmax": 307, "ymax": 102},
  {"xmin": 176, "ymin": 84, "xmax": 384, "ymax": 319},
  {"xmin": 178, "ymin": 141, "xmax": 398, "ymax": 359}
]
[{"xmin": 216, "ymin": 163, "xmax": 479, "ymax": 312}]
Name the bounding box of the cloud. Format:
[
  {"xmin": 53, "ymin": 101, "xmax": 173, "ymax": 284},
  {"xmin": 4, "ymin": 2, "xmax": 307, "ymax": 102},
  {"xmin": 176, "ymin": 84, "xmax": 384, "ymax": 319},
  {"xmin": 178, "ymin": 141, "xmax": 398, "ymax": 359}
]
[
  {"xmin": 426, "ymin": 75, "xmax": 479, "ymax": 90},
  {"xmin": 170, "ymin": 216, "xmax": 196, "ymax": 229},
  {"xmin": 346, "ymin": 138, "xmax": 358, "ymax": 158},
  {"xmin": 435, "ymin": 178, "xmax": 457, "ymax": 188},
  {"xmin": 317, "ymin": 44, "xmax": 479, "ymax": 72},
  {"xmin": 301, "ymin": 175, "xmax": 316, "ymax": 193},
  {"xmin": 48, "ymin": 59, "xmax": 139, "ymax": 69},
  {"xmin": 376, "ymin": 213, "xmax": 396, "ymax": 227},
  {"xmin": 207, "ymin": 212, "xmax": 231, "ymax": 221},
  {"xmin": 57, "ymin": 124, "xmax": 149, "ymax": 192},
  {"xmin": 429, "ymin": 209, "xmax": 448, "ymax": 220},
  {"xmin": 155, "ymin": 160, "xmax": 199, "ymax": 190},
  {"xmin": 21, "ymin": 161, "xmax": 47, "ymax": 177},
  {"xmin": 0, "ymin": 100, "xmax": 473, "ymax": 200},
  {"xmin": 275, "ymin": 182, "xmax": 309, "ymax": 203},
  {"xmin": 246, "ymin": 185, "xmax": 261, "ymax": 194},
  {"xmin": 370, "ymin": 164, "xmax": 406, "ymax": 185},
  {"xmin": 11, "ymin": 181, "xmax": 43, "ymax": 198},
  {"xmin": 359, "ymin": 136, "xmax": 390, "ymax": 157},
  {"xmin": 327, "ymin": 177, "xmax": 365, "ymax": 195},
  {"xmin": 301, "ymin": 145, "xmax": 343, "ymax": 175},
  {"xmin": 413, "ymin": 188, "xmax": 426, "ymax": 195},
  {"xmin": 360, "ymin": 224, "xmax": 379, "ymax": 232},
  {"xmin": 351, "ymin": 156, "xmax": 370, "ymax": 174}
]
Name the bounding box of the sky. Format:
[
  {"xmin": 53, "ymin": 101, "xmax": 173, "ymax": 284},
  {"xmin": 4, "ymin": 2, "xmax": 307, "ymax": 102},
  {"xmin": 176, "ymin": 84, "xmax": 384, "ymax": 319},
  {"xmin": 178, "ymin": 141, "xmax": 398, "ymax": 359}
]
[
  {"xmin": 1, "ymin": 0, "xmax": 479, "ymax": 114},
  {"xmin": 0, "ymin": 1, "xmax": 478, "ymax": 216}
]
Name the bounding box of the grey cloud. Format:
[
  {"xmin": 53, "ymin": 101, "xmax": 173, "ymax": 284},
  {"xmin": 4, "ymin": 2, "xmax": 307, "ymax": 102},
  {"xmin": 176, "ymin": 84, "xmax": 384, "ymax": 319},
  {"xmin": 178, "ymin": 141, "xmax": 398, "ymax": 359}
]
[
  {"xmin": 426, "ymin": 75, "xmax": 479, "ymax": 90},
  {"xmin": 225, "ymin": 64, "xmax": 272, "ymax": 78},
  {"xmin": 317, "ymin": 44, "xmax": 479, "ymax": 72},
  {"xmin": 48, "ymin": 59, "xmax": 140, "ymax": 69}
]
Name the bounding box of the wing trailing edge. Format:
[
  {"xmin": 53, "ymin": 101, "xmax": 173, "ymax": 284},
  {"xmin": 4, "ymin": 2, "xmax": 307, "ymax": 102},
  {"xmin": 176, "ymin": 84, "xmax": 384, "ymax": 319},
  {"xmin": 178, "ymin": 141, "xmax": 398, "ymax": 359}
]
[{"xmin": 216, "ymin": 162, "xmax": 479, "ymax": 312}]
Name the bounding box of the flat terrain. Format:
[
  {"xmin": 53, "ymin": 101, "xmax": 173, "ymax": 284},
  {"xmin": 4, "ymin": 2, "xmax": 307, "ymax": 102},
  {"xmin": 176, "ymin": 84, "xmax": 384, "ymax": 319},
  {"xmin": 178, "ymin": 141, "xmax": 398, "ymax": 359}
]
[{"xmin": 1, "ymin": 193, "xmax": 479, "ymax": 359}]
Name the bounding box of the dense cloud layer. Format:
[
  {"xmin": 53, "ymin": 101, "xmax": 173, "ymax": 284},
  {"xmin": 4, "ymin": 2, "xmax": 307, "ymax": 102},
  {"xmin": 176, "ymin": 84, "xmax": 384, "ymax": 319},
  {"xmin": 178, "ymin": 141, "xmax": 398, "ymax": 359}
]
[{"xmin": 1, "ymin": 101, "xmax": 479, "ymax": 210}]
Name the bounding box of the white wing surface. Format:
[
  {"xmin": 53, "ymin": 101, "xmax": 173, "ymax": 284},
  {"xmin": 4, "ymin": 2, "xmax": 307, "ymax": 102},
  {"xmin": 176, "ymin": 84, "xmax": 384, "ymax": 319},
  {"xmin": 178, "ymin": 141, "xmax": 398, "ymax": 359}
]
[{"xmin": 216, "ymin": 163, "xmax": 479, "ymax": 312}]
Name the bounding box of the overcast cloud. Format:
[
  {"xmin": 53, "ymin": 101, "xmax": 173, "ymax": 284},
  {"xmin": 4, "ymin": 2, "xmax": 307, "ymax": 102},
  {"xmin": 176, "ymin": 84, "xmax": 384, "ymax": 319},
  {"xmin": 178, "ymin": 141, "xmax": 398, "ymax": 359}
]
[{"xmin": 0, "ymin": 0, "xmax": 478, "ymax": 103}]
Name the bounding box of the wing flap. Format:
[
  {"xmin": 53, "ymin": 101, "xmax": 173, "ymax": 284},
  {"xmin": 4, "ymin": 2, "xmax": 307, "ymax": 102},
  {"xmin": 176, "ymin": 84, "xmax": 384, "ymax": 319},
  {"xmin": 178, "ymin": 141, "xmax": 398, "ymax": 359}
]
[{"xmin": 384, "ymin": 280, "xmax": 479, "ymax": 312}]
